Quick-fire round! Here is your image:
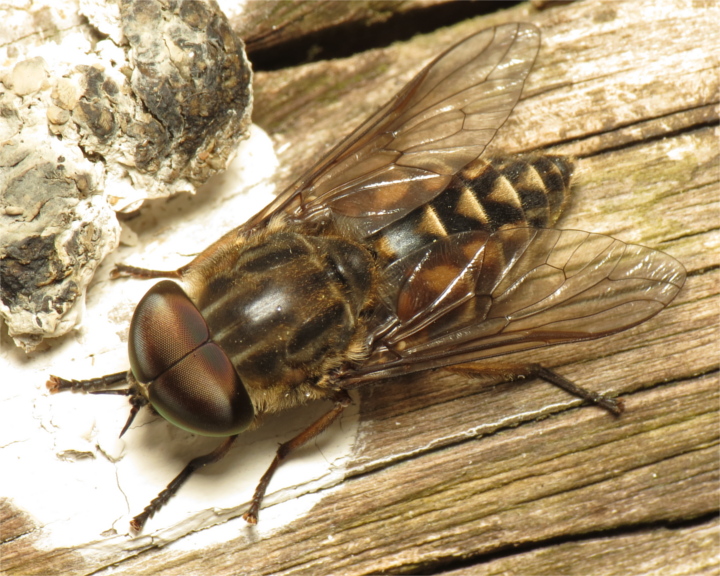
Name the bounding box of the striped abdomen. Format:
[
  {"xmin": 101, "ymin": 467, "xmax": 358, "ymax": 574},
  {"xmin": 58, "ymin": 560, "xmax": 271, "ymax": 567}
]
[{"xmin": 370, "ymin": 155, "xmax": 574, "ymax": 267}]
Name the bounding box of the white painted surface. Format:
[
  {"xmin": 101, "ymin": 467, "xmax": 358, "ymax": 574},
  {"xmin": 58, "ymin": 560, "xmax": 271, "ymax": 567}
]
[{"xmin": 0, "ymin": 126, "xmax": 360, "ymax": 555}]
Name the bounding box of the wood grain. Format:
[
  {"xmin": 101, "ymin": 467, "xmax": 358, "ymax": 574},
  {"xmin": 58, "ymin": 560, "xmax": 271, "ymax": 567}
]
[
  {"xmin": 234, "ymin": 0, "xmax": 454, "ymax": 53},
  {"xmin": 438, "ymin": 517, "xmax": 720, "ymax": 576},
  {"xmin": 2, "ymin": 0, "xmax": 717, "ymax": 574}
]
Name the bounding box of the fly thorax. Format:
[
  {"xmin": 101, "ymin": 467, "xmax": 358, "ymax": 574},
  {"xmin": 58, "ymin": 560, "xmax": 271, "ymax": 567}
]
[{"xmin": 193, "ymin": 230, "xmax": 375, "ymax": 391}]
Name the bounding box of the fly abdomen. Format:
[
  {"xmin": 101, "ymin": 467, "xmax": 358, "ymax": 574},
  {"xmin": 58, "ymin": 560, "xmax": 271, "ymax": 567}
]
[
  {"xmin": 481, "ymin": 155, "xmax": 572, "ymax": 228},
  {"xmin": 370, "ymin": 154, "xmax": 574, "ymax": 266}
]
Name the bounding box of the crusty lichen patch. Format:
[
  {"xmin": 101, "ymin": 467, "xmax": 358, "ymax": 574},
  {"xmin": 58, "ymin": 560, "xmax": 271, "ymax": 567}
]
[{"xmin": 0, "ymin": 0, "xmax": 253, "ymax": 350}]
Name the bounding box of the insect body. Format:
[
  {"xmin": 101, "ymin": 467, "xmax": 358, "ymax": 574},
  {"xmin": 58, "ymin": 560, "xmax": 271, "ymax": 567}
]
[{"xmin": 47, "ymin": 23, "xmax": 686, "ymax": 531}]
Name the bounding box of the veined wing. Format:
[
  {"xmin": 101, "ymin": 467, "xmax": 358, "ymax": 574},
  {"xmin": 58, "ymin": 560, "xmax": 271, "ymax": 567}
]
[
  {"xmin": 341, "ymin": 228, "xmax": 686, "ymax": 385},
  {"xmin": 245, "ymin": 23, "xmax": 541, "ymax": 238}
]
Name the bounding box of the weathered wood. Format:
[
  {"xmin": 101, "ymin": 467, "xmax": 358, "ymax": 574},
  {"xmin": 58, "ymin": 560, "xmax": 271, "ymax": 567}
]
[
  {"xmin": 438, "ymin": 517, "xmax": 720, "ymax": 576},
  {"xmin": 54, "ymin": 376, "xmax": 717, "ymax": 576},
  {"xmin": 1, "ymin": 0, "xmax": 717, "ymax": 574},
  {"xmin": 235, "ymin": 0, "xmax": 452, "ymax": 53}
]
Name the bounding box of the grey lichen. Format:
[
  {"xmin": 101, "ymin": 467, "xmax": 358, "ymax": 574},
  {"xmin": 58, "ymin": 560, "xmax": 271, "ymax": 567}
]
[{"xmin": 0, "ymin": 0, "xmax": 253, "ymax": 350}]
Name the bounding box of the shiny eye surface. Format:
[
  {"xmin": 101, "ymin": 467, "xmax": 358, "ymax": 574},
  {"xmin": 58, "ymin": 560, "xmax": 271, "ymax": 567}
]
[
  {"xmin": 129, "ymin": 281, "xmax": 209, "ymax": 384},
  {"xmin": 129, "ymin": 281, "xmax": 254, "ymax": 436}
]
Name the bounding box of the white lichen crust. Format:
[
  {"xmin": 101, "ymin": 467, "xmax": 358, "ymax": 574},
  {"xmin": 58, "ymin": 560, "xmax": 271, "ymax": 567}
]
[{"xmin": 0, "ymin": 0, "xmax": 253, "ymax": 350}]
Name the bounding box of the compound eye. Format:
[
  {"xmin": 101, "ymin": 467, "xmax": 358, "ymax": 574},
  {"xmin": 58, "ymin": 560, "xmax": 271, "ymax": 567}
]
[
  {"xmin": 129, "ymin": 281, "xmax": 209, "ymax": 384},
  {"xmin": 129, "ymin": 281, "xmax": 254, "ymax": 436},
  {"xmin": 149, "ymin": 342, "xmax": 254, "ymax": 436}
]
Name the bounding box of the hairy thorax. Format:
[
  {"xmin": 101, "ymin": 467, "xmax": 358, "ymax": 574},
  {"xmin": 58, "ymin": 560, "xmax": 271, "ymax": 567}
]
[{"xmin": 182, "ymin": 225, "xmax": 375, "ymax": 414}]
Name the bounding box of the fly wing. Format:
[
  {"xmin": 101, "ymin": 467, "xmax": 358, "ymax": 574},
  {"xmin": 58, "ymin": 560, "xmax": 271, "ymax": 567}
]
[
  {"xmin": 342, "ymin": 228, "xmax": 686, "ymax": 385},
  {"xmin": 244, "ymin": 23, "xmax": 540, "ymax": 238}
]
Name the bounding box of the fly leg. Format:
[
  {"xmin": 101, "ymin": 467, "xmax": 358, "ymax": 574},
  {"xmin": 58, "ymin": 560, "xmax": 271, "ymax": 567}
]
[
  {"xmin": 447, "ymin": 362, "xmax": 624, "ymax": 416},
  {"xmin": 243, "ymin": 390, "xmax": 352, "ymax": 524},
  {"xmin": 47, "ymin": 371, "xmax": 148, "ymax": 437},
  {"xmin": 110, "ymin": 264, "xmax": 181, "ymax": 280},
  {"xmin": 131, "ymin": 435, "xmax": 239, "ymax": 532},
  {"xmin": 47, "ymin": 371, "xmax": 128, "ymax": 393}
]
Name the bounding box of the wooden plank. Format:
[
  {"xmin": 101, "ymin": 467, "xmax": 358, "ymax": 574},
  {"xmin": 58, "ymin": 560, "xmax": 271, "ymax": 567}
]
[
  {"xmin": 1, "ymin": 0, "xmax": 717, "ymax": 574},
  {"xmin": 438, "ymin": 517, "xmax": 720, "ymax": 576},
  {"xmin": 235, "ymin": 0, "xmax": 461, "ymax": 53},
  {"xmin": 83, "ymin": 375, "xmax": 719, "ymax": 576}
]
